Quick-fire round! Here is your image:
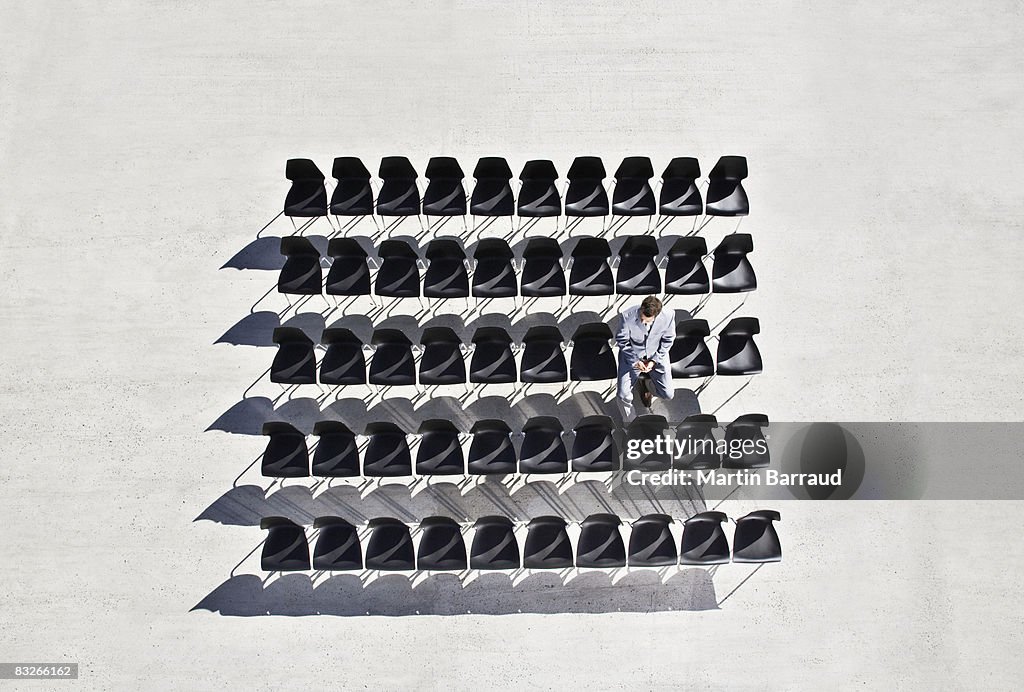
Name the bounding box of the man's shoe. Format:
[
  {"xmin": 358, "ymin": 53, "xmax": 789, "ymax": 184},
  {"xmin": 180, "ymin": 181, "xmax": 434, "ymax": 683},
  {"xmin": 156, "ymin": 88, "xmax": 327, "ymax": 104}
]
[{"xmin": 639, "ymin": 380, "xmax": 653, "ymax": 409}]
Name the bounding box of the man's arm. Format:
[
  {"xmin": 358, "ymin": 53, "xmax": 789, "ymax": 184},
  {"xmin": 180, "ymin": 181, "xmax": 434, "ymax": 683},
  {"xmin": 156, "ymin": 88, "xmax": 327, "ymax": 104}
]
[
  {"xmin": 653, "ymin": 317, "xmax": 675, "ymax": 362},
  {"xmin": 615, "ymin": 313, "xmax": 638, "ymax": 366}
]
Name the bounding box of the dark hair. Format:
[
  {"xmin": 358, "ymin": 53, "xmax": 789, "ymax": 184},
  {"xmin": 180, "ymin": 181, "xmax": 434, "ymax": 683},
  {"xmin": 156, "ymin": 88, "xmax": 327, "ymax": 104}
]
[{"xmin": 640, "ymin": 295, "xmax": 662, "ymax": 317}]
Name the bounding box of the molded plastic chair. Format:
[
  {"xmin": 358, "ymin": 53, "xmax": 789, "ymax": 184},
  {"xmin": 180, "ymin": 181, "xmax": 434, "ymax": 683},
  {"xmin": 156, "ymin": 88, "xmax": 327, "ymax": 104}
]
[
  {"xmin": 312, "ymin": 516, "xmax": 362, "ymax": 570},
  {"xmin": 570, "ymin": 415, "xmax": 619, "ymax": 472},
  {"xmin": 517, "ymin": 160, "xmax": 561, "ymax": 218},
  {"xmin": 470, "ymin": 516, "xmax": 520, "ymax": 569},
  {"xmin": 278, "ymin": 237, "xmax": 322, "ymax": 295},
  {"xmin": 422, "ymin": 157, "xmax": 467, "ymax": 217},
  {"xmin": 627, "ymin": 514, "xmax": 677, "ymax": 567},
  {"xmin": 658, "ymin": 157, "xmax": 702, "ymax": 216},
  {"xmin": 519, "ymin": 416, "xmax": 568, "ymax": 474},
  {"xmin": 319, "ymin": 327, "xmax": 366, "ymax": 385},
  {"xmin": 669, "ymin": 319, "xmax": 714, "ymax": 379},
  {"xmin": 612, "ymin": 157, "xmax": 656, "ymax": 216},
  {"xmin": 469, "ymin": 327, "xmax": 517, "ymax": 384},
  {"xmin": 362, "ymin": 422, "xmax": 412, "ymax": 477},
  {"xmin": 706, "ymin": 156, "xmax": 748, "ymax": 217},
  {"xmin": 260, "ymin": 517, "xmax": 310, "ymax": 571},
  {"xmin": 270, "ymin": 327, "xmax": 317, "ymax": 384},
  {"xmin": 520, "ymin": 238, "xmax": 565, "ymax": 297},
  {"xmin": 311, "ymin": 420, "xmax": 360, "ymax": 478},
  {"xmin": 470, "ymin": 157, "xmax": 515, "ymax": 217},
  {"xmin": 569, "ymin": 322, "xmax": 617, "ymax": 382},
  {"xmin": 524, "ymin": 516, "xmax": 574, "ymax": 568},
  {"xmin": 376, "ymin": 157, "xmax": 420, "ymax": 217},
  {"xmin": 416, "ymin": 516, "xmax": 467, "ymax": 570},
  {"xmin": 616, "ymin": 235, "xmax": 661, "ymax": 295},
  {"xmin": 261, "ymin": 421, "xmax": 310, "ymax": 478},
  {"xmin": 565, "ymin": 156, "xmax": 609, "ymax": 218},
  {"xmin": 722, "ymin": 413, "xmax": 770, "ymax": 469},
  {"xmin": 418, "ymin": 326, "xmax": 466, "ymax": 385},
  {"xmin": 467, "ymin": 419, "xmax": 517, "ymax": 475},
  {"xmin": 673, "ymin": 414, "xmax": 721, "ymax": 470},
  {"xmin": 423, "ymin": 238, "xmax": 469, "ymax": 299},
  {"xmin": 716, "ymin": 317, "xmax": 762, "ymax": 375},
  {"xmin": 568, "ymin": 237, "xmax": 614, "ymax": 296},
  {"xmin": 330, "ymin": 157, "xmax": 373, "ymax": 217},
  {"xmin": 325, "ymin": 238, "xmax": 372, "ymax": 298},
  {"xmin": 665, "ymin": 236, "xmax": 710, "ymax": 296},
  {"xmin": 623, "ymin": 414, "xmax": 671, "ymax": 472},
  {"xmin": 415, "ymin": 419, "xmax": 465, "ymax": 476},
  {"xmin": 732, "ymin": 510, "xmax": 782, "ymax": 563},
  {"xmin": 712, "ymin": 233, "xmax": 756, "ymax": 293},
  {"xmin": 520, "ymin": 326, "xmax": 567, "ymax": 384},
  {"xmin": 576, "ymin": 514, "xmax": 626, "ymax": 568},
  {"xmin": 284, "ymin": 159, "xmax": 328, "ymax": 218},
  {"xmin": 471, "ymin": 238, "xmax": 517, "ymax": 298},
  {"xmin": 374, "ymin": 240, "xmax": 420, "ymax": 298},
  {"xmin": 679, "ymin": 511, "xmax": 730, "ymax": 565},
  {"xmin": 368, "ymin": 329, "xmax": 416, "ymax": 386},
  {"xmin": 364, "ymin": 517, "xmax": 415, "ymax": 570}
]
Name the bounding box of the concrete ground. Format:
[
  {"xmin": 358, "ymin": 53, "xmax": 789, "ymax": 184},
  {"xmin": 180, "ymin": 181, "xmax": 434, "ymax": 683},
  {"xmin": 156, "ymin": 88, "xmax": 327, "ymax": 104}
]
[{"xmin": 1, "ymin": 1, "xmax": 1023, "ymax": 689}]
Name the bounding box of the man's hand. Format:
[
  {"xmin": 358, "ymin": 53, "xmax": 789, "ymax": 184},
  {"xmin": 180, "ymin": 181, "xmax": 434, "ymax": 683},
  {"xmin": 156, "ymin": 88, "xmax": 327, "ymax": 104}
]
[{"xmin": 634, "ymin": 358, "xmax": 654, "ymax": 373}]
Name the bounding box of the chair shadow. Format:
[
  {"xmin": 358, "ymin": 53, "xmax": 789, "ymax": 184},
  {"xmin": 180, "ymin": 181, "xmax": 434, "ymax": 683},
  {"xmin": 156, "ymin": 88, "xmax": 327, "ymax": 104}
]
[{"xmin": 192, "ymin": 566, "xmax": 717, "ymax": 616}]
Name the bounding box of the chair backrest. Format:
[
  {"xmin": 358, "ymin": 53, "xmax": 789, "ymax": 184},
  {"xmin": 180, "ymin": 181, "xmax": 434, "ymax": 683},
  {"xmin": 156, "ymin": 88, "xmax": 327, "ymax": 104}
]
[
  {"xmin": 420, "ymin": 326, "xmax": 461, "ymax": 345},
  {"xmin": 370, "ymin": 328, "xmax": 413, "ymax": 346},
  {"xmin": 327, "ymin": 237, "xmax": 368, "ymax": 258},
  {"xmin": 619, "ymin": 235, "xmax": 658, "ymax": 257},
  {"xmin": 614, "ymin": 156, "xmax": 654, "ymax": 180},
  {"xmin": 732, "ymin": 510, "xmax": 782, "ymax": 563},
  {"xmin": 471, "ymin": 326, "xmax": 513, "ymax": 344},
  {"xmin": 519, "ymin": 159, "xmax": 558, "ymax": 182},
  {"xmin": 473, "ymin": 157, "xmax": 513, "ymax": 180},
  {"xmin": 668, "ymin": 236, "xmax": 708, "ymax": 257},
  {"xmin": 280, "ymin": 236, "xmax": 319, "ymax": 257},
  {"xmin": 522, "ymin": 325, "xmax": 563, "ymax": 344},
  {"xmin": 470, "ymin": 515, "xmax": 519, "ymax": 569},
  {"xmin": 272, "ymin": 327, "xmax": 313, "ymax": 345},
  {"xmin": 425, "ymin": 238, "xmax": 466, "ymax": 260},
  {"xmin": 523, "ymin": 516, "xmax": 574, "ymax": 569},
  {"xmin": 473, "ymin": 238, "xmax": 514, "ymax": 260},
  {"xmin": 286, "ymin": 158, "xmax": 324, "ymax": 181},
  {"xmin": 570, "ymin": 236, "xmax": 612, "ymax": 259},
  {"xmin": 425, "ymin": 156, "xmax": 464, "ymax": 180},
  {"xmin": 709, "ymin": 155, "xmax": 747, "ymax": 181},
  {"xmin": 571, "ymin": 322, "xmax": 613, "ymax": 342},
  {"xmin": 522, "ymin": 237, "xmax": 562, "ymax": 259},
  {"xmin": 567, "ymin": 156, "xmax": 606, "ymax": 180},
  {"xmin": 378, "ymin": 156, "xmax": 417, "ymax": 180},
  {"xmin": 332, "ymin": 156, "xmax": 371, "ymax": 180},
  {"xmin": 661, "ymin": 157, "xmax": 701, "ymax": 180},
  {"xmin": 378, "ymin": 239, "xmax": 418, "ymax": 259}
]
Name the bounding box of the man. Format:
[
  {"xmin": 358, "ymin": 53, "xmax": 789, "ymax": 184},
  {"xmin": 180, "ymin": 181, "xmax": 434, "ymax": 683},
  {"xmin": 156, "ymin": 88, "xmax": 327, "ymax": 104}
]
[{"xmin": 615, "ymin": 295, "xmax": 675, "ymax": 421}]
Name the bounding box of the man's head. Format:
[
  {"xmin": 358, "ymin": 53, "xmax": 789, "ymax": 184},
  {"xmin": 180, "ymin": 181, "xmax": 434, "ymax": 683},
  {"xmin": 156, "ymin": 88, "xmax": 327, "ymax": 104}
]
[{"xmin": 639, "ymin": 295, "xmax": 663, "ymax": 325}]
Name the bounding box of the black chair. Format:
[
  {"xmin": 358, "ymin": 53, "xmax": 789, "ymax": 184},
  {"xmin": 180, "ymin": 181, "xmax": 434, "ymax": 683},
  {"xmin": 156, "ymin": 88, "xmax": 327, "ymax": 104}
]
[
  {"xmin": 376, "ymin": 156, "xmax": 420, "ymax": 217},
  {"xmin": 374, "ymin": 240, "xmax": 420, "ymax": 298},
  {"xmin": 570, "ymin": 415, "xmax": 619, "ymax": 472},
  {"xmin": 467, "ymin": 419, "xmax": 517, "ymax": 475},
  {"xmin": 330, "ymin": 157, "xmax": 374, "ymax": 219},
  {"xmin": 520, "ymin": 326, "xmax": 567, "ymax": 384},
  {"xmin": 615, "ymin": 235, "xmax": 661, "ymax": 294},
  {"xmin": 674, "ymin": 415, "xmax": 721, "ymax": 470},
  {"xmin": 732, "ymin": 510, "xmax": 782, "ymax": 563},
  {"xmin": 311, "ymin": 420, "xmax": 360, "ymax": 478},
  {"xmin": 658, "ymin": 157, "xmax": 702, "ymax": 216},
  {"xmin": 470, "ymin": 516, "xmax": 520, "ymax": 569},
  {"xmin": 523, "ymin": 516, "xmax": 574, "ymax": 569},
  {"xmin": 312, "ymin": 516, "xmax": 362, "ymax": 570},
  {"xmin": 520, "ymin": 238, "xmax": 566, "ymax": 298},
  {"xmin": 712, "ymin": 233, "xmax": 756, "ymax": 293},
  {"xmin": 368, "ymin": 329, "xmax": 416, "ymax": 386},
  {"xmin": 517, "ymin": 160, "xmax": 561, "ymax": 220},
  {"xmin": 716, "ymin": 317, "xmax": 762, "ymax": 375},
  {"xmin": 568, "ymin": 237, "xmax": 614, "ymax": 297},
  {"xmin": 470, "ymin": 157, "xmax": 515, "ymax": 218},
  {"xmin": 669, "ymin": 319, "xmax": 714, "ymax": 379},
  {"xmin": 319, "ymin": 328, "xmax": 367, "ymax": 385},
  {"xmin": 270, "ymin": 327, "xmax": 317, "ymax": 385},
  {"xmin": 471, "ymin": 238, "xmax": 517, "ymax": 298},
  {"xmin": 261, "ymin": 422, "xmax": 309, "ymax": 478},
  {"xmin": 260, "ymin": 517, "xmax": 310, "ymax": 571},
  {"xmin": 627, "ymin": 514, "xmax": 677, "ymax": 567},
  {"xmin": 325, "ymin": 238, "xmax": 372, "ymax": 300},
  {"xmin": 423, "ymin": 239, "xmax": 469, "ymax": 300},
  {"xmin": 364, "ymin": 517, "xmax": 415, "ymax": 570},
  {"xmin": 664, "ymin": 236, "xmax": 710, "ymax": 296},
  {"xmin": 469, "ymin": 327, "xmax": 517, "ymax": 384},
  {"xmin": 519, "ymin": 416, "xmax": 568, "ymax": 474},
  {"xmin": 623, "ymin": 415, "xmax": 671, "ymax": 472},
  {"xmin": 416, "ymin": 517, "xmax": 467, "ymax": 570},
  {"xmin": 722, "ymin": 414, "xmax": 770, "ymax": 469},
  {"xmin": 565, "ymin": 156, "xmax": 609, "ymax": 218},
  {"xmin": 278, "ymin": 237, "xmax": 323, "ymax": 296},
  {"xmin": 415, "ymin": 419, "xmax": 465, "ymax": 476},
  {"xmin": 284, "ymin": 159, "xmax": 327, "ymax": 219},
  {"xmin": 418, "ymin": 326, "xmax": 466, "ymax": 386},
  {"xmin": 679, "ymin": 511, "xmax": 730, "ymax": 565},
  {"xmin": 569, "ymin": 323, "xmax": 616, "ymax": 382},
  {"xmin": 422, "ymin": 157, "xmax": 467, "ymax": 217},
  {"xmin": 706, "ymin": 156, "xmax": 748, "ymax": 217},
  {"xmin": 576, "ymin": 514, "xmax": 626, "ymax": 568},
  {"xmin": 362, "ymin": 422, "xmax": 412, "ymax": 477},
  {"xmin": 612, "ymin": 157, "xmax": 656, "ymax": 216}
]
